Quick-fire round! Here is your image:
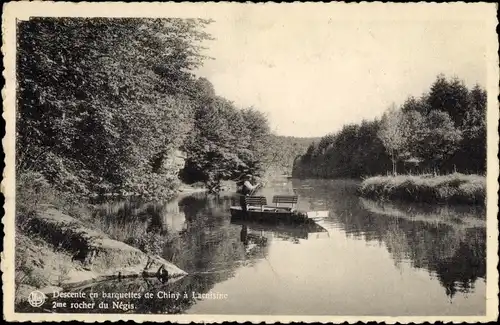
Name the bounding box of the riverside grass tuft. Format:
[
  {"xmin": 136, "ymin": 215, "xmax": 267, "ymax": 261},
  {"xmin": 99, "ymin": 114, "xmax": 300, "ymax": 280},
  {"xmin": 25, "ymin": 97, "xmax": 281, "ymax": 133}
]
[{"xmin": 358, "ymin": 173, "xmax": 486, "ymax": 205}]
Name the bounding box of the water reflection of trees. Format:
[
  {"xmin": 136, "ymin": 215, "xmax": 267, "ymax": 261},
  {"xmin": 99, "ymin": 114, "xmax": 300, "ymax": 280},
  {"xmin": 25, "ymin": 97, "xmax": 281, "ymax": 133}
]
[
  {"xmin": 156, "ymin": 193, "xmax": 270, "ymax": 313},
  {"xmin": 14, "ymin": 193, "xmax": 274, "ymax": 314},
  {"xmin": 292, "ymin": 179, "xmax": 486, "ymax": 299},
  {"xmin": 172, "ymin": 193, "xmax": 269, "ymax": 268},
  {"xmin": 63, "ymin": 193, "xmax": 271, "ymax": 314}
]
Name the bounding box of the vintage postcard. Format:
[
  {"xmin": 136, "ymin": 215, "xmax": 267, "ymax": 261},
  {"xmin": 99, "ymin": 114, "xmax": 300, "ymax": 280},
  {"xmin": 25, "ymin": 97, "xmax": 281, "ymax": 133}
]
[{"xmin": 2, "ymin": 1, "xmax": 499, "ymax": 323}]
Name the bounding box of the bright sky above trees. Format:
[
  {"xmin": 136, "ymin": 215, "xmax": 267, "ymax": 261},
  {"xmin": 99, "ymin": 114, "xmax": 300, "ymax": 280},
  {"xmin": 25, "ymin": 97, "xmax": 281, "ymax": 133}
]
[{"xmin": 195, "ymin": 5, "xmax": 489, "ymax": 137}]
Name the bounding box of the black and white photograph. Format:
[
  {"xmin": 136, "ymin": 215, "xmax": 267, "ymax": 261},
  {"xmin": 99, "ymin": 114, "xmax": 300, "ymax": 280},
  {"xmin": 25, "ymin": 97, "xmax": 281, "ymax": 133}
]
[{"xmin": 2, "ymin": 2, "xmax": 498, "ymax": 323}]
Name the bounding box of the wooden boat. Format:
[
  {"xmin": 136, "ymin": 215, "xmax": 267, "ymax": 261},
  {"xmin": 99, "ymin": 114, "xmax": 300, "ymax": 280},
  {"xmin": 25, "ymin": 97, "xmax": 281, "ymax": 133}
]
[{"xmin": 229, "ymin": 195, "xmax": 323, "ymax": 225}]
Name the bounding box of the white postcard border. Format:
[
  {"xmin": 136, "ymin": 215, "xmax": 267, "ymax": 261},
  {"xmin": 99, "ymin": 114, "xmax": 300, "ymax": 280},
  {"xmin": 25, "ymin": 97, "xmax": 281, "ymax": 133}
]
[{"xmin": 2, "ymin": 2, "xmax": 498, "ymax": 323}]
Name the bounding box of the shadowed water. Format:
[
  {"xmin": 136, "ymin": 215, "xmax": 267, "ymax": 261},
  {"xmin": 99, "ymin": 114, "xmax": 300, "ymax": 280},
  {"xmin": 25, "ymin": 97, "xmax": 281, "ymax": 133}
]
[{"xmin": 27, "ymin": 178, "xmax": 486, "ymax": 315}]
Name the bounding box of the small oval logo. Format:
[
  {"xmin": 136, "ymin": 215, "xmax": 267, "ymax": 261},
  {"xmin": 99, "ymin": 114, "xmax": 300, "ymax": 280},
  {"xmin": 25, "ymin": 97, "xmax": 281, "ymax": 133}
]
[{"xmin": 28, "ymin": 290, "xmax": 46, "ymax": 308}]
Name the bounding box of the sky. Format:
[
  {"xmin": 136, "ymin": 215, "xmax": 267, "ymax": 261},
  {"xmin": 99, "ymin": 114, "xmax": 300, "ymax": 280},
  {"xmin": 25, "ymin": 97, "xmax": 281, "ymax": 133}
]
[{"xmin": 194, "ymin": 5, "xmax": 490, "ymax": 137}]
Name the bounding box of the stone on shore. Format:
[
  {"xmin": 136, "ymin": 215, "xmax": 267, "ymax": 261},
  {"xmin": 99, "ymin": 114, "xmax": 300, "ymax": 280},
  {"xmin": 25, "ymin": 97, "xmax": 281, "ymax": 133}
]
[{"xmin": 16, "ymin": 207, "xmax": 187, "ymax": 302}]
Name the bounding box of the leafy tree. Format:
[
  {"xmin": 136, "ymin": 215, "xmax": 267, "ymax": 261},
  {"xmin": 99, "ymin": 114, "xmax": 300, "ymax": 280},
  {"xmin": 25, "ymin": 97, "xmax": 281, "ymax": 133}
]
[
  {"xmin": 293, "ymin": 120, "xmax": 391, "ymax": 179},
  {"xmin": 464, "ymin": 84, "xmax": 487, "ymax": 132},
  {"xmin": 427, "ymin": 74, "xmax": 470, "ymax": 126},
  {"xmin": 451, "ymin": 84, "xmax": 487, "ymax": 173},
  {"xmin": 301, "ymin": 142, "xmax": 317, "ymax": 163},
  {"xmin": 401, "ymin": 95, "xmax": 432, "ymax": 115},
  {"xmin": 239, "ymin": 107, "xmax": 271, "ymax": 175},
  {"xmin": 181, "ymin": 92, "xmax": 271, "ymax": 193},
  {"xmin": 400, "ymin": 109, "xmax": 425, "ymax": 158},
  {"xmin": 413, "ymin": 111, "xmax": 462, "ymax": 173},
  {"xmin": 17, "ymin": 17, "xmax": 212, "ymax": 199},
  {"xmin": 378, "ymin": 104, "xmax": 408, "ymax": 175}
]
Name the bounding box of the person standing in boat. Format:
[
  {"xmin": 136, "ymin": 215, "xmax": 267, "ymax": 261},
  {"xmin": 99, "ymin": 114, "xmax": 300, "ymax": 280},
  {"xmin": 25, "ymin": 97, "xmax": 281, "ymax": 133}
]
[{"xmin": 236, "ymin": 174, "xmax": 261, "ymax": 213}]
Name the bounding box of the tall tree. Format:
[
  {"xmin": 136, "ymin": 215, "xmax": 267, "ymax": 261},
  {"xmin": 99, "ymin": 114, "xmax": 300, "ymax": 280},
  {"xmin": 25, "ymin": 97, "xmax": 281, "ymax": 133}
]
[
  {"xmin": 377, "ymin": 104, "xmax": 408, "ymax": 175},
  {"xmin": 455, "ymin": 84, "xmax": 487, "ymax": 172}
]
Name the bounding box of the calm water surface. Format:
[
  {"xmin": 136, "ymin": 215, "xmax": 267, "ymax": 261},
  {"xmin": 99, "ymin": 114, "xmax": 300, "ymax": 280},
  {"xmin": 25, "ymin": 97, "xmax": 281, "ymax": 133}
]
[{"xmin": 44, "ymin": 179, "xmax": 488, "ymax": 315}]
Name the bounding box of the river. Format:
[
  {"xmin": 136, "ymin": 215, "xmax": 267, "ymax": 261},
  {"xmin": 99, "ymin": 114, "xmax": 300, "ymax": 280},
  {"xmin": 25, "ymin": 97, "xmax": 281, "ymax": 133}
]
[{"xmin": 43, "ymin": 178, "xmax": 488, "ymax": 315}]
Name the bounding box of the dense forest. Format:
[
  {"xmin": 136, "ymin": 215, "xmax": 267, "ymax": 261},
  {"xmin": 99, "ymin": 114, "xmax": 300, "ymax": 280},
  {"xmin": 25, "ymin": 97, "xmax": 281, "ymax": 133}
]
[
  {"xmin": 293, "ymin": 75, "xmax": 487, "ymax": 179},
  {"xmin": 17, "ymin": 18, "xmax": 270, "ymax": 200}
]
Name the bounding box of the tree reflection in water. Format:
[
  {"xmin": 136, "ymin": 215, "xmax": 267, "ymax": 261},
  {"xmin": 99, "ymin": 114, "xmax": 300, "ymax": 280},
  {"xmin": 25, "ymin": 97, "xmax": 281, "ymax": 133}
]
[
  {"xmin": 18, "ymin": 180, "xmax": 486, "ymax": 314},
  {"xmin": 358, "ymin": 199, "xmax": 485, "ymax": 300},
  {"xmin": 25, "ymin": 191, "xmax": 320, "ymax": 315},
  {"xmin": 292, "ymin": 179, "xmax": 486, "ymax": 300},
  {"xmin": 23, "ymin": 193, "xmax": 270, "ymax": 314}
]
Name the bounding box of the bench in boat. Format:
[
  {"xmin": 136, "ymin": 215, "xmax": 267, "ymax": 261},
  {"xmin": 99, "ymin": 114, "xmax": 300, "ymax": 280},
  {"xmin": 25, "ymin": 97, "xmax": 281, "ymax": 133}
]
[
  {"xmin": 244, "ymin": 196, "xmax": 268, "ymax": 211},
  {"xmin": 231, "ymin": 195, "xmax": 312, "ymax": 224},
  {"xmin": 244, "ymin": 195, "xmax": 298, "ymax": 211},
  {"xmin": 272, "ymin": 195, "xmax": 298, "ymax": 210}
]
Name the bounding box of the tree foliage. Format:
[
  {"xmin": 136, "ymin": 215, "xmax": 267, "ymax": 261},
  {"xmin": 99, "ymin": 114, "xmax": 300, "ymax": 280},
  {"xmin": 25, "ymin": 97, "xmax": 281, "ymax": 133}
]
[
  {"xmin": 17, "ymin": 17, "xmax": 271, "ymax": 199},
  {"xmin": 294, "ymin": 120, "xmax": 391, "ymax": 178},
  {"xmin": 181, "ymin": 91, "xmax": 270, "ymax": 192},
  {"xmin": 293, "ymin": 75, "xmax": 487, "ymax": 178},
  {"xmin": 378, "ymin": 104, "xmax": 409, "ymax": 175},
  {"xmin": 413, "ymin": 111, "xmax": 462, "ymax": 171}
]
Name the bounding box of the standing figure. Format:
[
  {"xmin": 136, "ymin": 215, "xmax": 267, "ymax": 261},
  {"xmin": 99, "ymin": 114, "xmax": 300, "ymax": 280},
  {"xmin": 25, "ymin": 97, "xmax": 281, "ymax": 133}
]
[{"xmin": 236, "ymin": 174, "xmax": 261, "ymax": 213}]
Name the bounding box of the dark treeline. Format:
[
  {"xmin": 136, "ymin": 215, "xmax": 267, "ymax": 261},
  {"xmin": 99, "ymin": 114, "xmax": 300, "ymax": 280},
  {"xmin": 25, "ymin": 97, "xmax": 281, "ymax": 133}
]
[
  {"xmin": 17, "ymin": 18, "xmax": 270, "ymax": 202},
  {"xmin": 293, "ymin": 74, "xmax": 487, "ymax": 179}
]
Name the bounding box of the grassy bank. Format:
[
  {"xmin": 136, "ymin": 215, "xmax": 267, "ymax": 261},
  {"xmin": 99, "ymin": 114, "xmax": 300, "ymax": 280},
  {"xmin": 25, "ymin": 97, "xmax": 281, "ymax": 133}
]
[
  {"xmin": 358, "ymin": 173, "xmax": 486, "ymax": 205},
  {"xmin": 15, "ymin": 172, "xmax": 188, "ymax": 302}
]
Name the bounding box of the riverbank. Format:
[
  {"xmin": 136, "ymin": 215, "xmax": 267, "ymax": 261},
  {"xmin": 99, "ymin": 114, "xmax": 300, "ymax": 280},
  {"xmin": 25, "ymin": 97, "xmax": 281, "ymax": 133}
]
[
  {"xmin": 357, "ymin": 173, "xmax": 486, "ymax": 205},
  {"xmin": 15, "ymin": 170, "xmax": 209, "ymax": 305},
  {"xmin": 15, "ymin": 206, "xmax": 187, "ymax": 305}
]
